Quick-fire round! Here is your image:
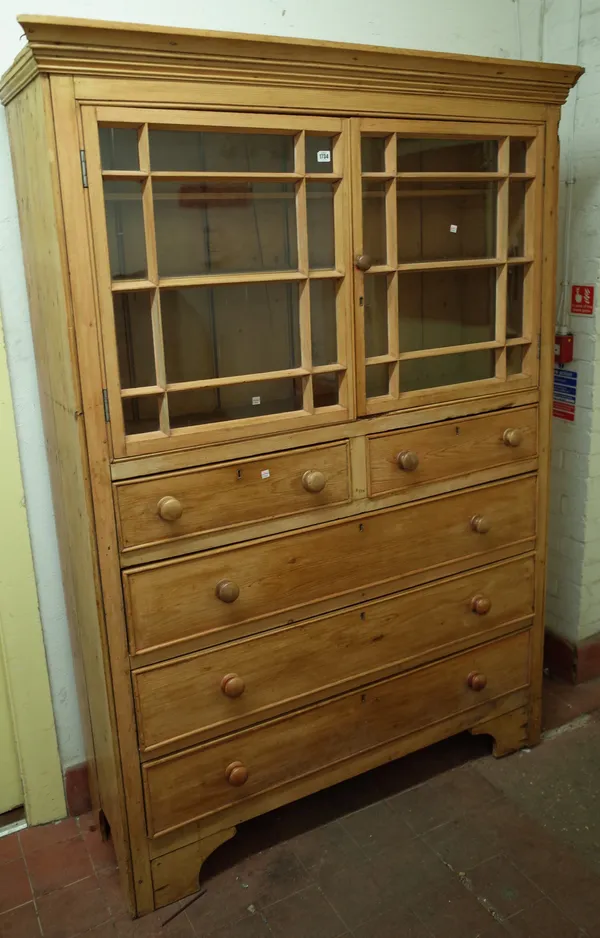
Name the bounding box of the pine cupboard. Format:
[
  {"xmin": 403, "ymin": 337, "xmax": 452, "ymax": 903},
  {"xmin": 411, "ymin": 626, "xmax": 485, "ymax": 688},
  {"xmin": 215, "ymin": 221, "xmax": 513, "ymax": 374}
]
[{"xmin": 0, "ymin": 16, "xmax": 581, "ymax": 916}]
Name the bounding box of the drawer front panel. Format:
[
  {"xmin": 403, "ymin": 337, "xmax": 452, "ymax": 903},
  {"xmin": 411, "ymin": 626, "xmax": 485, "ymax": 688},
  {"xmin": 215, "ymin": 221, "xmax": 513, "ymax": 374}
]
[
  {"xmin": 134, "ymin": 556, "xmax": 535, "ymax": 753},
  {"xmin": 115, "ymin": 442, "xmax": 350, "ymax": 550},
  {"xmin": 125, "ymin": 476, "xmax": 536, "ymax": 655},
  {"xmin": 368, "ymin": 406, "xmax": 538, "ymax": 498},
  {"xmin": 143, "ymin": 630, "xmax": 530, "ymax": 836}
]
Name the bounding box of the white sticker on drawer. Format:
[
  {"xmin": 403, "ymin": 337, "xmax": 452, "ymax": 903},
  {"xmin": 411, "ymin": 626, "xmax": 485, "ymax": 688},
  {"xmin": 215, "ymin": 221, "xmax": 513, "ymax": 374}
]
[
  {"xmin": 252, "ymin": 396, "xmax": 261, "ymax": 405},
  {"xmin": 261, "ymin": 469, "xmax": 270, "ymax": 480}
]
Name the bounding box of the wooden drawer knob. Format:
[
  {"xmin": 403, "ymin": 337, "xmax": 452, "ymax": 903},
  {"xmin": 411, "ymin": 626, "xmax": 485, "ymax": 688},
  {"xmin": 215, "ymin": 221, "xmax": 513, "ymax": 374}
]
[
  {"xmin": 471, "ymin": 514, "xmax": 491, "ymax": 534},
  {"xmin": 225, "ymin": 761, "xmax": 248, "ymax": 787},
  {"xmin": 215, "ymin": 579, "xmax": 240, "ymax": 603},
  {"xmin": 503, "ymin": 428, "xmax": 523, "ymax": 447},
  {"xmin": 302, "ymin": 470, "xmax": 326, "ymax": 493},
  {"xmin": 467, "ymin": 671, "xmax": 488, "ymax": 692},
  {"xmin": 157, "ymin": 496, "xmax": 183, "ymax": 522},
  {"xmin": 396, "ymin": 450, "xmax": 419, "ymax": 472},
  {"xmin": 471, "ymin": 595, "xmax": 492, "ymax": 615},
  {"xmin": 355, "ymin": 253, "xmax": 372, "ymax": 271},
  {"xmin": 221, "ymin": 673, "xmax": 245, "ymax": 698}
]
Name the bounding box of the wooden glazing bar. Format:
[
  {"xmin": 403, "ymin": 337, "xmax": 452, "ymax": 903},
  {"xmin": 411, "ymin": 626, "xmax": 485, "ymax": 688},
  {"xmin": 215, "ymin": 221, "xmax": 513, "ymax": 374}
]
[
  {"xmin": 495, "ymin": 138, "xmax": 509, "ymax": 380},
  {"xmin": 506, "ymin": 336, "xmax": 531, "ymax": 347},
  {"xmin": 158, "ymin": 270, "xmax": 307, "ymax": 290},
  {"xmin": 305, "ymin": 173, "xmax": 343, "ymax": 182},
  {"xmin": 308, "ymin": 269, "xmax": 343, "ymax": 280},
  {"xmin": 523, "ymin": 127, "xmax": 544, "ymax": 380},
  {"xmin": 312, "ymin": 362, "xmax": 346, "ymax": 374},
  {"xmin": 396, "ymin": 172, "xmax": 507, "ymax": 181},
  {"xmin": 350, "ymin": 119, "xmax": 367, "ymax": 413},
  {"xmin": 361, "ymin": 172, "xmax": 395, "ymax": 181},
  {"xmin": 359, "ymin": 118, "xmax": 541, "ymax": 138},
  {"xmin": 508, "ymin": 172, "xmax": 535, "ymax": 180},
  {"xmin": 166, "ymin": 367, "xmax": 310, "ymax": 392},
  {"xmin": 365, "ymin": 353, "xmax": 397, "ymax": 366},
  {"xmin": 507, "ymin": 257, "xmax": 534, "ymax": 265},
  {"xmin": 111, "ymin": 279, "xmax": 156, "ymax": 293},
  {"xmin": 398, "ymin": 340, "xmax": 502, "ymax": 361},
  {"xmin": 102, "ymin": 170, "xmax": 148, "ymax": 180},
  {"xmin": 121, "ymin": 385, "xmax": 163, "ymax": 399},
  {"xmin": 397, "ymin": 257, "xmax": 502, "ymax": 273},
  {"xmin": 299, "ymin": 280, "xmax": 314, "ymax": 413},
  {"xmin": 150, "ymin": 171, "xmax": 303, "ymax": 182}
]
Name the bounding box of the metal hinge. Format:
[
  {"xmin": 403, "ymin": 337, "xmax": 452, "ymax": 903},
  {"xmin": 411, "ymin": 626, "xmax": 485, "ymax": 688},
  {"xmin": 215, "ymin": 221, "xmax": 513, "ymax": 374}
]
[
  {"xmin": 102, "ymin": 388, "xmax": 110, "ymax": 422},
  {"xmin": 80, "ymin": 149, "xmax": 88, "ymax": 188}
]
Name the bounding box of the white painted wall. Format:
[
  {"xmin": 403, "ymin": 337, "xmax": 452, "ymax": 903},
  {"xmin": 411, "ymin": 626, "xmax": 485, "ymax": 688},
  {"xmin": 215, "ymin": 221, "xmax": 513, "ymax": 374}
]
[{"xmin": 0, "ymin": 0, "xmax": 584, "ymax": 769}]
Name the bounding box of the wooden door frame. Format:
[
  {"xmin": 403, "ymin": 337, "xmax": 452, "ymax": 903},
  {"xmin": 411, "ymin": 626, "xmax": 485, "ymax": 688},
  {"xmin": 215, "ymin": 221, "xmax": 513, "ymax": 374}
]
[{"xmin": 0, "ymin": 313, "xmax": 66, "ymax": 825}]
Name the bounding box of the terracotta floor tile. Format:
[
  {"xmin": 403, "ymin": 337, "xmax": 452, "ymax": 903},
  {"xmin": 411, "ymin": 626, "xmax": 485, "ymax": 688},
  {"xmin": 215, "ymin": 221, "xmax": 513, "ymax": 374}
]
[
  {"xmin": 19, "ymin": 818, "xmax": 79, "ymax": 856},
  {"xmin": 113, "ymin": 904, "xmax": 194, "ymax": 937},
  {"xmin": 413, "ymin": 879, "xmax": 494, "ymax": 938},
  {"xmin": 287, "ymin": 820, "xmax": 362, "ymax": 873},
  {"xmin": 201, "ymin": 911, "xmax": 273, "ymax": 938},
  {"xmin": 0, "ymin": 902, "xmax": 41, "ymax": 938},
  {"xmin": 370, "ymin": 836, "xmax": 455, "ymax": 908},
  {"xmin": 313, "ymin": 848, "xmax": 383, "ymax": 929},
  {"xmin": 36, "ymin": 876, "xmax": 111, "ymax": 938},
  {"xmin": 353, "ymin": 904, "xmax": 433, "ymax": 938},
  {"xmin": 466, "ymin": 854, "xmax": 543, "ymax": 918},
  {"xmin": 423, "ymin": 806, "xmax": 503, "ymax": 871},
  {"xmin": 26, "ymin": 836, "xmax": 93, "ymax": 896},
  {"xmin": 98, "ymin": 869, "xmax": 130, "ymax": 918},
  {"xmin": 0, "ymin": 858, "xmax": 32, "ymax": 914},
  {"xmin": 264, "ymin": 885, "xmax": 346, "ymax": 938},
  {"xmin": 504, "ymin": 897, "xmax": 585, "ymax": 938},
  {"xmin": 340, "ymin": 800, "xmax": 413, "ymax": 854},
  {"xmin": 0, "ymin": 835, "xmax": 20, "ymax": 867},
  {"xmin": 83, "ymin": 828, "xmax": 118, "ymax": 873},
  {"xmin": 388, "ymin": 765, "xmax": 500, "ymax": 835}
]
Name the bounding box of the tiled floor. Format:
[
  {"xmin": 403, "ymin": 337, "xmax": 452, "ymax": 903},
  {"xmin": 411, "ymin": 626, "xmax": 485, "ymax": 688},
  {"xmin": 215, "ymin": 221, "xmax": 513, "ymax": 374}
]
[{"xmin": 2, "ymin": 675, "xmax": 600, "ymax": 938}]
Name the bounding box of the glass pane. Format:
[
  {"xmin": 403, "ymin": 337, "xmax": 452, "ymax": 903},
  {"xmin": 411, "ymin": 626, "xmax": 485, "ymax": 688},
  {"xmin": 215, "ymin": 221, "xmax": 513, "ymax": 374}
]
[
  {"xmin": 509, "ymin": 182, "xmax": 527, "ymax": 258},
  {"xmin": 364, "ymin": 274, "xmax": 388, "ymax": 358},
  {"xmin": 154, "ymin": 181, "xmax": 297, "ymax": 277},
  {"xmin": 363, "ymin": 182, "xmax": 387, "ymax": 266},
  {"xmin": 366, "ymin": 363, "xmax": 389, "ymax": 397},
  {"xmin": 397, "ymin": 182, "xmax": 497, "ymax": 263},
  {"xmin": 161, "ymin": 283, "xmax": 300, "ymax": 383},
  {"xmin": 314, "ymin": 372, "xmax": 339, "ymax": 407},
  {"xmin": 397, "ymin": 138, "xmax": 497, "ymax": 173},
  {"xmin": 114, "ymin": 292, "xmax": 156, "ymax": 389},
  {"xmin": 99, "ymin": 127, "xmax": 139, "ymax": 171},
  {"xmin": 306, "ymin": 136, "xmax": 333, "ymax": 173},
  {"xmin": 168, "ymin": 378, "xmax": 303, "ymax": 427},
  {"xmin": 310, "ymin": 280, "xmax": 337, "ymax": 366},
  {"xmin": 510, "ymin": 139, "xmax": 528, "ymax": 173},
  {"xmin": 103, "ymin": 181, "xmax": 147, "ymax": 280},
  {"xmin": 507, "ymin": 345, "xmax": 525, "ymax": 376},
  {"xmin": 149, "ymin": 130, "xmax": 294, "ymax": 172},
  {"xmin": 307, "ymin": 183, "xmax": 335, "ymax": 269},
  {"xmin": 361, "ymin": 137, "xmax": 386, "ymax": 173},
  {"xmin": 399, "ymin": 350, "xmax": 495, "ymax": 392},
  {"xmin": 507, "ymin": 266, "xmax": 525, "ymax": 338},
  {"xmin": 123, "ymin": 396, "xmax": 160, "ymax": 435},
  {"xmin": 399, "ymin": 267, "xmax": 496, "ymax": 352}
]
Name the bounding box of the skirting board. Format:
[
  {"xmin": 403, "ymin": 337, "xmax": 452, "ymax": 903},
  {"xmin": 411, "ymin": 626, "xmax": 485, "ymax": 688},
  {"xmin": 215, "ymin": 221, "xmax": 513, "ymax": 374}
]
[{"xmin": 544, "ymin": 629, "xmax": 600, "ymax": 685}]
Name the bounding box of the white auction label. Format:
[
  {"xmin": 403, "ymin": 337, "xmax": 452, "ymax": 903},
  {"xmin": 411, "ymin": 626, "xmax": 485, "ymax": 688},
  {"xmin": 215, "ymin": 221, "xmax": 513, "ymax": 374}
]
[
  {"xmin": 252, "ymin": 396, "xmax": 261, "ymax": 405},
  {"xmin": 317, "ymin": 150, "xmax": 331, "ymax": 163},
  {"xmin": 261, "ymin": 469, "xmax": 271, "ymax": 480}
]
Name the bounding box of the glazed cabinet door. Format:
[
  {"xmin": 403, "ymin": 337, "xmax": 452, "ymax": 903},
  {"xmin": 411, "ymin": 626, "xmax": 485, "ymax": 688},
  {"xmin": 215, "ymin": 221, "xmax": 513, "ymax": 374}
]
[
  {"xmin": 352, "ymin": 120, "xmax": 544, "ymax": 414},
  {"xmin": 82, "ymin": 108, "xmax": 353, "ymax": 457}
]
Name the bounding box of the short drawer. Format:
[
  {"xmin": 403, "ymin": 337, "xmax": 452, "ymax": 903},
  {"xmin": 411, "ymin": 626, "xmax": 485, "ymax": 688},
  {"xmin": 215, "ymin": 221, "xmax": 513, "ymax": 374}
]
[
  {"xmin": 124, "ymin": 475, "xmax": 536, "ymax": 656},
  {"xmin": 368, "ymin": 406, "xmax": 538, "ymax": 498},
  {"xmin": 133, "ymin": 556, "xmax": 535, "ymax": 753},
  {"xmin": 142, "ymin": 629, "xmax": 531, "ymax": 836},
  {"xmin": 114, "ymin": 442, "xmax": 350, "ymax": 550}
]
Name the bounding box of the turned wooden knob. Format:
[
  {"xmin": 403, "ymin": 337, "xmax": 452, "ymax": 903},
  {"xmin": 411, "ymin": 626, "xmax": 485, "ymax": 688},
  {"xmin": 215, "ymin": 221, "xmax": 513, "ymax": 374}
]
[
  {"xmin": 157, "ymin": 496, "xmax": 183, "ymax": 522},
  {"xmin": 471, "ymin": 594, "xmax": 492, "ymax": 615},
  {"xmin": 503, "ymin": 428, "xmax": 523, "ymax": 447},
  {"xmin": 221, "ymin": 673, "xmax": 245, "ymax": 698},
  {"xmin": 225, "ymin": 761, "xmax": 248, "ymax": 787},
  {"xmin": 355, "ymin": 253, "xmax": 372, "ymax": 272},
  {"xmin": 215, "ymin": 579, "xmax": 240, "ymax": 603},
  {"xmin": 471, "ymin": 514, "xmax": 491, "ymax": 534},
  {"xmin": 396, "ymin": 450, "xmax": 419, "ymax": 472},
  {"xmin": 302, "ymin": 470, "xmax": 326, "ymax": 493},
  {"xmin": 467, "ymin": 671, "xmax": 488, "ymax": 692}
]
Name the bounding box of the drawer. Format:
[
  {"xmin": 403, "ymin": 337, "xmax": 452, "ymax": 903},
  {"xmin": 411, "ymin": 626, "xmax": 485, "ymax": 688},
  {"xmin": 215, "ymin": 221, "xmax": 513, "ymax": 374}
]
[
  {"xmin": 114, "ymin": 442, "xmax": 350, "ymax": 550},
  {"xmin": 133, "ymin": 556, "xmax": 535, "ymax": 753},
  {"xmin": 143, "ymin": 629, "xmax": 531, "ymax": 836},
  {"xmin": 368, "ymin": 406, "xmax": 538, "ymax": 498},
  {"xmin": 124, "ymin": 475, "xmax": 536, "ymax": 656}
]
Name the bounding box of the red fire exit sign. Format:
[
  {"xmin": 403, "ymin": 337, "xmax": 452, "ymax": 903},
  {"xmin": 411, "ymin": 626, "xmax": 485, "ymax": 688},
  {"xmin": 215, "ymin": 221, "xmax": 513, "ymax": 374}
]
[{"xmin": 571, "ymin": 284, "xmax": 595, "ymax": 315}]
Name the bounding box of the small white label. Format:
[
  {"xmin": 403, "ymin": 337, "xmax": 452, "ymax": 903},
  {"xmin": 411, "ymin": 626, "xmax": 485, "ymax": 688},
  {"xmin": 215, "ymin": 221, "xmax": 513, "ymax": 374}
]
[
  {"xmin": 317, "ymin": 150, "xmax": 331, "ymax": 163},
  {"xmin": 261, "ymin": 469, "xmax": 271, "ymax": 480},
  {"xmin": 252, "ymin": 395, "xmax": 261, "ymax": 406},
  {"xmin": 450, "ymin": 224, "xmax": 458, "ymax": 233}
]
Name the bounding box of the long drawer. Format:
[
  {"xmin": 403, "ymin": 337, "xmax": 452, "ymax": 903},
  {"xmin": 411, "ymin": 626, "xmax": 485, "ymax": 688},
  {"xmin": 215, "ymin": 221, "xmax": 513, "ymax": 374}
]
[
  {"xmin": 124, "ymin": 475, "xmax": 536, "ymax": 656},
  {"xmin": 143, "ymin": 629, "xmax": 531, "ymax": 836},
  {"xmin": 368, "ymin": 406, "xmax": 538, "ymax": 498},
  {"xmin": 115, "ymin": 441, "xmax": 350, "ymax": 551},
  {"xmin": 133, "ymin": 556, "xmax": 535, "ymax": 754}
]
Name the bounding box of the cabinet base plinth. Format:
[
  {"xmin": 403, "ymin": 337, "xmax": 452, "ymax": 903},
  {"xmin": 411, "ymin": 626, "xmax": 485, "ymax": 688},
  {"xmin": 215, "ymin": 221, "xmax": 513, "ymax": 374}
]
[
  {"xmin": 151, "ymin": 827, "xmax": 237, "ymax": 911},
  {"xmin": 470, "ymin": 705, "xmax": 530, "ymax": 757}
]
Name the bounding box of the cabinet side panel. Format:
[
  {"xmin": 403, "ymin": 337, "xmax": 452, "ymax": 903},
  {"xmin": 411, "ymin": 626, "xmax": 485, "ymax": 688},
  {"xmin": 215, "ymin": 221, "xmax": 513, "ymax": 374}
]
[{"xmin": 4, "ymin": 76, "xmax": 134, "ymax": 907}]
